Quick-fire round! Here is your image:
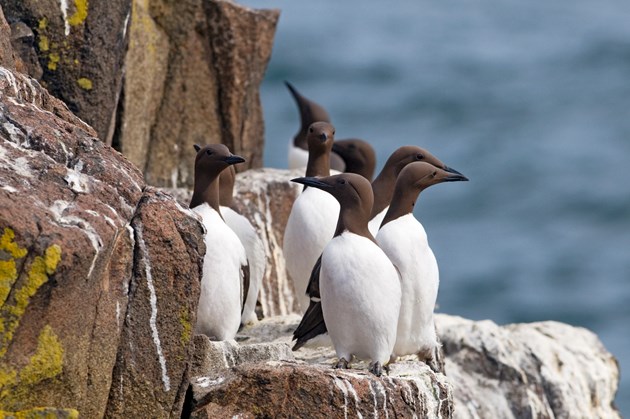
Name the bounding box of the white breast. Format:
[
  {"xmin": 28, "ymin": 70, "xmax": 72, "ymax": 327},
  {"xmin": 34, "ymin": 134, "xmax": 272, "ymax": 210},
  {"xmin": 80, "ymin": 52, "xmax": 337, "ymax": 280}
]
[
  {"xmin": 288, "ymin": 140, "xmax": 309, "ymax": 170},
  {"xmin": 368, "ymin": 206, "xmax": 388, "ymax": 236},
  {"xmin": 376, "ymin": 213, "xmax": 439, "ymax": 358},
  {"xmin": 320, "ymin": 232, "xmax": 401, "ymax": 364},
  {"xmin": 221, "ymin": 206, "xmax": 266, "ymax": 326},
  {"xmin": 283, "ymin": 187, "xmax": 340, "ymax": 312},
  {"xmin": 193, "ymin": 204, "xmax": 247, "ymax": 340}
]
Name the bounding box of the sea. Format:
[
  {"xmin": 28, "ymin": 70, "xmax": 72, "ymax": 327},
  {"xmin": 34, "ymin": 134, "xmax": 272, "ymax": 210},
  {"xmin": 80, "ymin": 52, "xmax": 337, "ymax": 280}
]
[{"xmin": 241, "ymin": 0, "xmax": 630, "ymax": 413}]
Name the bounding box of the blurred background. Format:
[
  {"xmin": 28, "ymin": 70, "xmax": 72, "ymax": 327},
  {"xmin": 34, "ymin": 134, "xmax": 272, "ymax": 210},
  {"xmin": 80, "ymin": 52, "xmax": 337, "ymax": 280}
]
[{"xmin": 242, "ymin": 0, "xmax": 630, "ymax": 413}]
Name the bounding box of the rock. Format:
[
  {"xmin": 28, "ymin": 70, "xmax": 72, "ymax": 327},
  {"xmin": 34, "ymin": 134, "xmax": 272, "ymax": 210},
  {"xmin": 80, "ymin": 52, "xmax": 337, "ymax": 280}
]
[
  {"xmin": 0, "ymin": 64, "xmax": 142, "ymax": 416},
  {"xmin": 163, "ymin": 167, "xmax": 303, "ymax": 317},
  {"xmin": 117, "ymin": 0, "xmax": 280, "ymax": 188},
  {"xmin": 438, "ymin": 315, "xmax": 620, "ymax": 419},
  {"xmin": 0, "ymin": 6, "xmax": 20, "ymax": 71},
  {"xmin": 188, "ymin": 315, "xmax": 453, "ymax": 418},
  {"xmin": 1, "ymin": 0, "xmax": 131, "ymax": 143},
  {"xmin": 105, "ymin": 188, "xmax": 204, "ymax": 418},
  {"xmin": 1, "ymin": 65, "xmax": 205, "ymax": 418}
]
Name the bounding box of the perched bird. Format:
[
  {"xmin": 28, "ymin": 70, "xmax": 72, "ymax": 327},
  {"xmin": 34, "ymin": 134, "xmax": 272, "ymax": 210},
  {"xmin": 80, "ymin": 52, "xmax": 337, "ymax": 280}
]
[
  {"xmin": 190, "ymin": 144, "xmax": 249, "ymax": 341},
  {"xmin": 286, "ymin": 81, "xmax": 377, "ymax": 176},
  {"xmin": 376, "ymin": 162, "xmax": 467, "ymax": 371},
  {"xmin": 331, "ymin": 138, "xmax": 377, "ymax": 181},
  {"xmin": 283, "ymin": 122, "xmax": 340, "ymax": 312},
  {"xmin": 218, "ymin": 165, "xmax": 266, "ymax": 326},
  {"xmin": 292, "ymin": 173, "xmax": 401, "ymax": 376},
  {"xmin": 368, "ymin": 146, "xmax": 463, "ymax": 236}
]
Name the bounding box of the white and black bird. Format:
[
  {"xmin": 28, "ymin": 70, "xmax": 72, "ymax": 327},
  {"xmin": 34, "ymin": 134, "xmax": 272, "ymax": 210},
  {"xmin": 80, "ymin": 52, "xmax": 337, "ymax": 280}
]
[
  {"xmin": 369, "ymin": 146, "xmax": 463, "ymax": 236},
  {"xmin": 283, "ymin": 122, "xmax": 340, "ymax": 312},
  {"xmin": 292, "ymin": 173, "xmax": 401, "ymax": 376},
  {"xmin": 218, "ymin": 165, "xmax": 266, "ymax": 326},
  {"xmin": 376, "ymin": 162, "xmax": 468, "ymax": 371},
  {"xmin": 190, "ymin": 144, "xmax": 249, "ymax": 341},
  {"xmin": 331, "ymin": 138, "xmax": 377, "ymax": 181}
]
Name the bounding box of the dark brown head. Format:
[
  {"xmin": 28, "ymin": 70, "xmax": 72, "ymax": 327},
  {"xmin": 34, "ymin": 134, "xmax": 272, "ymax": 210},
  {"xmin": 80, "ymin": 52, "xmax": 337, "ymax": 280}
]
[
  {"xmin": 381, "ymin": 161, "xmax": 468, "ymax": 227},
  {"xmin": 291, "ymin": 173, "xmax": 375, "ymax": 239},
  {"xmin": 304, "ymin": 122, "xmax": 336, "ymax": 178},
  {"xmin": 371, "ymin": 145, "xmax": 463, "ymax": 218},
  {"xmin": 190, "ymin": 144, "xmax": 245, "ymax": 210},
  {"xmin": 331, "ymin": 138, "xmax": 377, "ymax": 181},
  {"xmin": 285, "ymin": 81, "xmax": 331, "ymax": 150}
]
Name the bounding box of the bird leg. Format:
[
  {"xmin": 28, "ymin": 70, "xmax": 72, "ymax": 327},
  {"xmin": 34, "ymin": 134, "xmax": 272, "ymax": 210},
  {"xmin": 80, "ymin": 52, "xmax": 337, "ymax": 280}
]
[
  {"xmin": 417, "ymin": 348, "xmax": 443, "ymax": 374},
  {"xmin": 369, "ymin": 361, "xmax": 383, "ymax": 377},
  {"xmin": 335, "ymin": 358, "xmax": 349, "ymax": 369}
]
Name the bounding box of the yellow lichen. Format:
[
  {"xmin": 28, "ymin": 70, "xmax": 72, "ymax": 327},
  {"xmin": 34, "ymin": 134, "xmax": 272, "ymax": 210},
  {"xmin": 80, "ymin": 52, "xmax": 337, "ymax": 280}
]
[
  {"xmin": 179, "ymin": 308, "xmax": 192, "ymax": 346},
  {"xmin": 76, "ymin": 78, "xmax": 92, "ymax": 90},
  {"xmin": 0, "ymin": 407, "xmax": 79, "ymax": 418},
  {"xmin": 37, "ymin": 36, "xmax": 49, "ymax": 52},
  {"xmin": 68, "ymin": 0, "xmax": 89, "ymax": 27},
  {"xmin": 38, "ymin": 18, "xmax": 48, "ymax": 30},
  {"xmin": 43, "ymin": 246, "xmax": 61, "ymax": 276},
  {"xmin": 0, "ymin": 229, "xmax": 27, "ymax": 308},
  {"xmin": 47, "ymin": 53, "xmax": 60, "ymax": 71},
  {"xmin": 19, "ymin": 326, "xmax": 64, "ymax": 386},
  {"xmin": 0, "ymin": 228, "xmax": 28, "ymax": 259}
]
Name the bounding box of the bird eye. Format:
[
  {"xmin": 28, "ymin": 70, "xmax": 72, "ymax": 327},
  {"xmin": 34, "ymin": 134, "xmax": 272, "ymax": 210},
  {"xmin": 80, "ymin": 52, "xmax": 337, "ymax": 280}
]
[
  {"xmin": 339, "ymin": 179, "xmax": 347, "ymax": 185},
  {"xmin": 309, "ymin": 127, "xmax": 314, "ymax": 133},
  {"xmin": 332, "ymin": 130, "xmax": 336, "ymax": 136},
  {"xmin": 416, "ymin": 154, "xmax": 424, "ymax": 160},
  {"xmin": 432, "ymin": 171, "xmax": 437, "ymax": 177},
  {"xmin": 206, "ymin": 149, "xmax": 213, "ymax": 156}
]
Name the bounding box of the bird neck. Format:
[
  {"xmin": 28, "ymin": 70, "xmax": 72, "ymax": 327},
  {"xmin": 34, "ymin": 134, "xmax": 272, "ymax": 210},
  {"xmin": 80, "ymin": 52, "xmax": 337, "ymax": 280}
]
[
  {"xmin": 190, "ymin": 175, "xmax": 222, "ymax": 214},
  {"xmin": 370, "ymin": 168, "xmax": 396, "ymax": 218},
  {"xmin": 380, "ymin": 187, "xmax": 421, "ymax": 228},
  {"xmin": 305, "ymin": 149, "xmax": 331, "ymax": 178},
  {"xmin": 334, "ymin": 207, "xmax": 375, "ymax": 243}
]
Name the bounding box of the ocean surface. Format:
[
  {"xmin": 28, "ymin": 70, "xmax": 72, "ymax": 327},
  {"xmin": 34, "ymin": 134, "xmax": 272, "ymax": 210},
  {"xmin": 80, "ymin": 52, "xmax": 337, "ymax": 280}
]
[{"xmin": 242, "ymin": 0, "xmax": 630, "ymax": 413}]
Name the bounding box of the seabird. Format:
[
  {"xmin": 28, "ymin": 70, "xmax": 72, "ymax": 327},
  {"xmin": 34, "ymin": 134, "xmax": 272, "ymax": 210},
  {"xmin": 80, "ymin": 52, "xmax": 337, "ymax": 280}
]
[
  {"xmin": 368, "ymin": 146, "xmax": 463, "ymax": 235},
  {"xmin": 292, "ymin": 173, "xmax": 401, "ymax": 376},
  {"xmin": 218, "ymin": 165, "xmax": 266, "ymax": 326},
  {"xmin": 283, "ymin": 122, "xmax": 340, "ymax": 313},
  {"xmin": 190, "ymin": 144, "xmax": 249, "ymax": 340},
  {"xmin": 285, "ymin": 82, "xmax": 378, "ymax": 178},
  {"xmin": 376, "ymin": 161, "xmax": 467, "ymax": 371},
  {"xmin": 331, "ymin": 138, "xmax": 377, "ymax": 181}
]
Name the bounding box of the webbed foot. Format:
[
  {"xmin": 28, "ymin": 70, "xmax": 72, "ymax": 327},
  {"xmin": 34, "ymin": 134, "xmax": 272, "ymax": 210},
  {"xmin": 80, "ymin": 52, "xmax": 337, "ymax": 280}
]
[{"xmin": 369, "ymin": 361, "xmax": 383, "ymax": 377}]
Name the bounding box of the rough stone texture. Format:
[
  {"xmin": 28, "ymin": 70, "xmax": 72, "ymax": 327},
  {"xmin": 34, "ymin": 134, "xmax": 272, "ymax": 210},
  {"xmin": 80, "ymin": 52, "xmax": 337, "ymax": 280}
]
[
  {"xmin": 0, "ymin": 6, "xmax": 20, "ymax": 71},
  {"xmin": 105, "ymin": 188, "xmax": 204, "ymax": 418},
  {"xmin": 0, "ymin": 65, "xmax": 142, "ymax": 416},
  {"xmin": 188, "ymin": 315, "xmax": 452, "ymax": 418},
  {"xmin": 118, "ymin": 0, "xmax": 280, "ymax": 188},
  {"xmin": 1, "ymin": 0, "xmax": 131, "ymax": 143},
  {"xmin": 0, "ymin": 65, "xmax": 205, "ymax": 418},
  {"xmin": 164, "ymin": 167, "xmax": 303, "ymax": 317},
  {"xmin": 438, "ymin": 315, "xmax": 621, "ymax": 419}
]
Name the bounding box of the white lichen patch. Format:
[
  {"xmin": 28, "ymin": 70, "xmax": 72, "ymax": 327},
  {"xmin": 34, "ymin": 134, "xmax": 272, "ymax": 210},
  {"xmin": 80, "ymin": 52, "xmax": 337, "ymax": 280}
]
[
  {"xmin": 2, "ymin": 121, "xmax": 28, "ymax": 146},
  {"xmin": 0, "ymin": 144, "xmax": 33, "ymax": 178},
  {"xmin": 135, "ymin": 223, "xmax": 171, "ymax": 392},
  {"xmin": 196, "ymin": 376, "xmax": 225, "ymax": 388},
  {"xmin": 59, "ymin": 0, "xmax": 71, "ymax": 36},
  {"xmin": 1, "ymin": 185, "xmax": 18, "ymax": 193},
  {"xmin": 64, "ymin": 160, "xmax": 91, "ymax": 193}
]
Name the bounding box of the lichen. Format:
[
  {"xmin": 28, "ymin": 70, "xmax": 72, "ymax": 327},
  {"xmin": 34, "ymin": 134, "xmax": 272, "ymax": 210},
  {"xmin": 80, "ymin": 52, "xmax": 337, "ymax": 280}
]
[
  {"xmin": 0, "ymin": 229, "xmax": 28, "ymax": 259},
  {"xmin": 37, "ymin": 36, "xmax": 49, "ymax": 52},
  {"xmin": 76, "ymin": 78, "xmax": 92, "ymax": 90},
  {"xmin": 47, "ymin": 53, "xmax": 60, "ymax": 71},
  {"xmin": 0, "ymin": 229, "xmax": 27, "ymax": 310},
  {"xmin": 19, "ymin": 326, "xmax": 64, "ymax": 386},
  {"xmin": 0, "ymin": 407, "xmax": 79, "ymax": 418},
  {"xmin": 38, "ymin": 18, "xmax": 48, "ymax": 30},
  {"xmin": 180, "ymin": 308, "xmax": 192, "ymax": 347},
  {"xmin": 68, "ymin": 0, "xmax": 89, "ymax": 27}
]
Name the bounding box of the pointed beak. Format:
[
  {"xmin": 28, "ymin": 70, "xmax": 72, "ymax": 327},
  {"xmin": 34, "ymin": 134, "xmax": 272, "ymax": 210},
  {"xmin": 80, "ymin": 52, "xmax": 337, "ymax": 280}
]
[
  {"xmin": 443, "ymin": 165, "xmax": 464, "ymax": 176},
  {"xmin": 442, "ymin": 172, "xmax": 469, "ymax": 182},
  {"xmin": 319, "ymin": 133, "xmax": 328, "ymax": 142},
  {"xmin": 224, "ymin": 155, "xmax": 246, "ymax": 165},
  {"xmin": 291, "ymin": 176, "xmax": 332, "ymax": 190}
]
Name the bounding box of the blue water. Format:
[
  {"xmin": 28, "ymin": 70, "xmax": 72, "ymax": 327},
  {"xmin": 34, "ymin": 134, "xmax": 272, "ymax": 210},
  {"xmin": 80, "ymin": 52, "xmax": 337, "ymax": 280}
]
[{"xmin": 242, "ymin": 0, "xmax": 630, "ymax": 413}]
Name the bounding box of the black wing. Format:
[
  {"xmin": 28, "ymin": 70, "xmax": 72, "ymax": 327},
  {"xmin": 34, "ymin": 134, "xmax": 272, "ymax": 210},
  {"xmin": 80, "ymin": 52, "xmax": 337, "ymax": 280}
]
[
  {"xmin": 292, "ymin": 255, "xmax": 327, "ymax": 350},
  {"xmin": 240, "ymin": 263, "xmax": 250, "ymax": 315}
]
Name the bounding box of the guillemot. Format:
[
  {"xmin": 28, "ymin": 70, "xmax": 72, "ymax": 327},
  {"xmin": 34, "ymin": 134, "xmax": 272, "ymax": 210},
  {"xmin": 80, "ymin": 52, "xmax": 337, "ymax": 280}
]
[
  {"xmin": 283, "ymin": 122, "xmax": 340, "ymax": 313},
  {"xmin": 376, "ymin": 161, "xmax": 467, "ymax": 371},
  {"xmin": 292, "ymin": 173, "xmax": 401, "ymax": 376},
  {"xmin": 368, "ymin": 146, "xmax": 463, "ymax": 235},
  {"xmin": 331, "ymin": 138, "xmax": 377, "ymax": 181},
  {"xmin": 218, "ymin": 165, "xmax": 266, "ymax": 326},
  {"xmin": 190, "ymin": 144, "xmax": 249, "ymax": 340}
]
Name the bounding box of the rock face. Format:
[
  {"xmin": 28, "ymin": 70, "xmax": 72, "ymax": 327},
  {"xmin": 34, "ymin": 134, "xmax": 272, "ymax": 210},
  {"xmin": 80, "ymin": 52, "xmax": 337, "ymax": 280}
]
[
  {"xmin": 438, "ymin": 315, "xmax": 620, "ymax": 419},
  {"xmin": 0, "ymin": 65, "xmax": 203, "ymax": 417},
  {"xmin": 117, "ymin": 0, "xmax": 280, "ymax": 188},
  {"xmin": 1, "ymin": 1, "xmax": 131, "ymax": 143}
]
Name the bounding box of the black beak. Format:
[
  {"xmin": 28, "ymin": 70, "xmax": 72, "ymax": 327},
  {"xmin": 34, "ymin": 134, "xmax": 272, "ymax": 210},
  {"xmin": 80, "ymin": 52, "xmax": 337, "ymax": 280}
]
[
  {"xmin": 319, "ymin": 133, "xmax": 328, "ymax": 142},
  {"xmin": 291, "ymin": 176, "xmax": 331, "ymax": 189},
  {"xmin": 444, "ymin": 165, "xmax": 465, "ymax": 176},
  {"xmin": 443, "ymin": 172, "xmax": 469, "ymax": 182},
  {"xmin": 224, "ymin": 155, "xmax": 246, "ymax": 165}
]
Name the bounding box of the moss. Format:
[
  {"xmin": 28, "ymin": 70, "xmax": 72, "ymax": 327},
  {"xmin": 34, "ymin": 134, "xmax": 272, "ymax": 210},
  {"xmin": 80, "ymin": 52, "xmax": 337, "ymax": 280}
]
[
  {"xmin": 76, "ymin": 78, "xmax": 92, "ymax": 91},
  {"xmin": 179, "ymin": 308, "xmax": 192, "ymax": 347},
  {"xmin": 68, "ymin": 0, "xmax": 88, "ymax": 27}
]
